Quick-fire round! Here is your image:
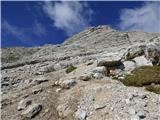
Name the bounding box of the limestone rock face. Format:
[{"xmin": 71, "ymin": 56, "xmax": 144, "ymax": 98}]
[
  {"xmin": 1, "ymin": 25, "xmax": 160, "ymax": 120},
  {"xmin": 124, "ymin": 41, "xmax": 160, "ymax": 65}
]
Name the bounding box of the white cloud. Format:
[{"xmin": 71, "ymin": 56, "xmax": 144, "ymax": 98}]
[
  {"xmin": 2, "ymin": 19, "xmax": 27, "ymax": 40},
  {"xmin": 2, "ymin": 19, "xmax": 46, "ymax": 40},
  {"xmin": 33, "ymin": 20, "xmax": 47, "ymax": 36},
  {"xmin": 119, "ymin": 2, "xmax": 160, "ymax": 32},
  {"xmin": 43, "ymin": 1, "xmax": 93, "ymax": 36}
]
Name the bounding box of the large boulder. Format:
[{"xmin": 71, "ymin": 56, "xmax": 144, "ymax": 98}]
[
  {"xmin": 97, "ymin": 56, "xmax": 122, "ymax": 67},
  {"xmin": 90, "ymin": 66, "xmax": 107, "ymax": 79},
  {"xmin": 97, "ymin": 55, "xmax": 124, "ymax": 76},
  {"xmin": 133, "ymin": 56, "xmax": 153, "ymax": 67}
]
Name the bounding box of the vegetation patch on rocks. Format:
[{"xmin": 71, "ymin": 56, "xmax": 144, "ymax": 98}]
[
  {"xmin": 65, "ymin": 65, "xmax": 77, "ymax": 74},
  {"xmin": 121, "ymin": 66, "xmax": 160, "ymax": 94}
]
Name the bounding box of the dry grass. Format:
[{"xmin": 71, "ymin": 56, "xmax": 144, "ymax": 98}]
[{"xmin": 121, "ymin": 66, "xmax": 160, "ymax": 94}]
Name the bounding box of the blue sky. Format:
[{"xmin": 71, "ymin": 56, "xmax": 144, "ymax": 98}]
[{"xmin": 1, "ymin": 1, "xmax": 160, "ymax": 47}]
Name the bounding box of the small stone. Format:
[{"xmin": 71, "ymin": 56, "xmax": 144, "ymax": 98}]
[
  {"xmin": 61, "ymin": 80, "xmax": 77, "ymax": 89},
  {"xmin": 54, "ymin": 81, "xmax": 59, "ymax": 85},
  {"xmin": 91, "ymin": 66, "xmax": 107, "ymax": 74},
  {"xmin": 1, "ymin": 81, "xmax": 10, "ymax": 87},
  {"xmin": 137, "ymin": 110, "xmax": 146, "ymax": 119},
  {"xmin": 130, "ymin": 115, "xmax": 140, "ymax": 120},
  {"xmin": 125, "ymin": 99, "xmax": 130, "ymax": 104},
  {"xmin": 93, "ymin": 73, "xmax": 104, "ymax": 79},
  {"xmin": 17, "ymin": 99, "xmax": 32, "ymax": 111},
  {"xmin": 56, "ymin": 88, "xmax": 62, "ymax": 92},
  {"xmin": 32, "ymin": 88, "xmax": 43, "ymax": 94},
  {"xmin": 79, "ymin": 74, "xmax": 91, "ymax": 81},
  {"xmin": 118, "ymin": 76, "xmax": 124, "ymax": 80},
  {"xmin": 75, "ymin": 110, "xmax": 87, "ymax": 120},
  {"xmin": 33, "ymin": 77, "xmax": 48, "ymax": 85},
  {"xmin": 91, "ymin": 66, "xmax": 107, "ymax": 78},
  {"xmin": 128, "ymin": 108, "xmax": 136, "ymax": 115},
  {"xmin": 94, "ymin": 104, "xmax": 106, "ymax": 110},
  {"xmin": 128, "ymin": 93, "xmax": 137, "ymax": 100},
  {"xmin": 140, "ymin": 101, "xmax": 148, "ymax": 107},
  {"xmin": 21, "ymin": 103, "xmax": 42, "ymax": 118},
  {"xmin": 41, "ymin": 65, "xmax": 55, "ymax": 73},
  {"xmin": 139, "ymin": 95, "xmax": 147, "ymax": 99}
]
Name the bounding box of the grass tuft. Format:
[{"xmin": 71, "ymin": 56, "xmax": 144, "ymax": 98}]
[
  {"xmin": 65, "ymin": 65, "xmax": 77, "ymax": 74},
  {"xmin": 121, "ymin": 66, "xmax": 160, "ymax": 94}
]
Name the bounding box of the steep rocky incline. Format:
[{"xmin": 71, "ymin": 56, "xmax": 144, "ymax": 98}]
[{"xmin": 1, "ymin": 25, "xmax": 160, "ymax": 120}]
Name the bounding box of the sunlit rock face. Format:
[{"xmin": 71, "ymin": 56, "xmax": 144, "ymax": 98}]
[{"xmin": 1, "ymin": 25, "xmax": 160, "ymax": 120}]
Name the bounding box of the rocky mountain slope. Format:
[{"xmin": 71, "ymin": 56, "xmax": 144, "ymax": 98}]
[{"xmin": 1, "ymin": 25, "xmax": 160, "ymax": 120}]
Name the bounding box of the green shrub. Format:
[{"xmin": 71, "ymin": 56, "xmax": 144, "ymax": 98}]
[
  {"xmin": 121, "ymin": 66, "xmax": 160, "ymax": 94},
  {"xmin": 126, "ymin": 52, "xmax": 136, "ymax": 60},
  {"xmin": 65, "ymin": 65, "xmax": 77, "ymax": 74}
]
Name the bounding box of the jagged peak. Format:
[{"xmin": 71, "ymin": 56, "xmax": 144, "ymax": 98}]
[{"xmin": 85, "ymin": 25, "xmax": 113, "ymax": 33}]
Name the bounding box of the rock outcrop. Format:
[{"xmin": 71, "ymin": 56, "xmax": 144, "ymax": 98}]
[{"xmin": 1, "ymin": 25, "xmax": 160, "ymax": 120}]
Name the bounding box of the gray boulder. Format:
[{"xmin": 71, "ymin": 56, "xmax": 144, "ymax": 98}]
[
  {"xmin": 75, "ymin": 110, "xmax": 87, "ymax": 120},
  {"xmin": 79, "ymin": 74, "xmax": 91, "ymax": 81},
  {"xmin": 60, "ymin": 79, "xmax": 77, "ymax": 89},
  {"xmin": 123, "ymin": 61, "xmax": 136, "ymax": 73},
  {"xmin": 137, "ymin": 110, "xmax": 146, "ymax": 119},
  {"xmin": 133, "ymin": 55, "xmax": 153, "ymax": 67},
  {"xmin": 90, "ymin": 66, "xmax": 107, "ymax": 78},
  {"xmin": 97, "ymin": 56, "xmax": 122, "ymax": 67},
  {"xmin": 21, "ymin": 103, "xmax": 42, "ymax": 118}
]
